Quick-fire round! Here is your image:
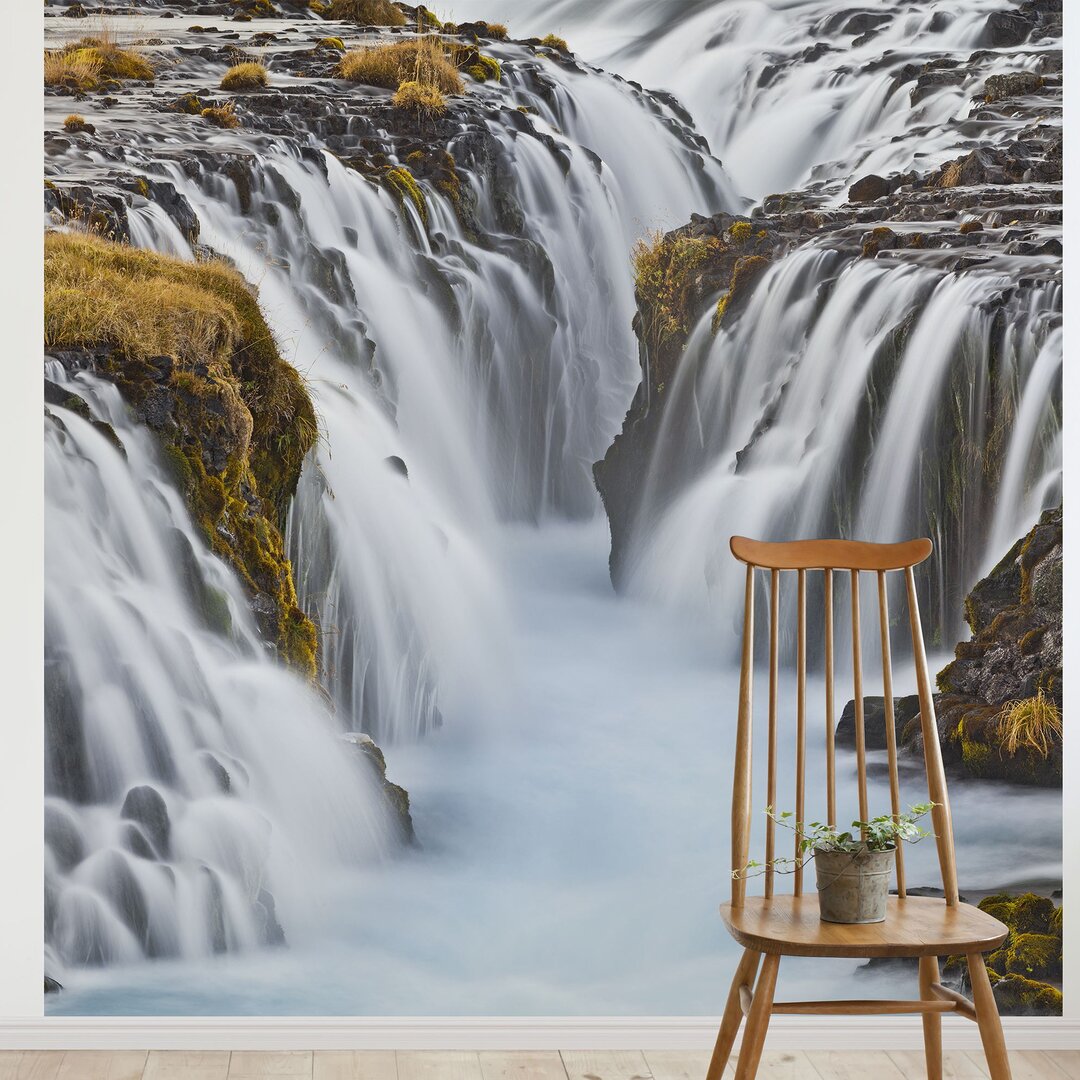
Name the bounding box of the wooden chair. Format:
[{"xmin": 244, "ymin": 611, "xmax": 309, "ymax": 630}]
[{"xmin": 708, "ymin": 536, "xmax": 1012, "ymax": 1080}]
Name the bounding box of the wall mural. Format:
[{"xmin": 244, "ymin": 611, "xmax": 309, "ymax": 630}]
[{"xmin": 43, "ymin": 0, "xmax": 1062, "ymax": 1017}]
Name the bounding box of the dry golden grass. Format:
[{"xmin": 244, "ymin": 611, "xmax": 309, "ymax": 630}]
[
  {"xmin": 45, "ymin": 34, "xmax": 154, "ymax": 89},
  {"xmin": 485, "ymin": 22, "xmax": 508, "ymax": 38},
  {"xmin": 220, "ymin": 61, "xmax": 268, "ymax": 90},
  {"xmin": 44, "ymin": 48, "xmax": 103, "ymax": 90},
  {"xmin": 999, "ymin": 689, "xmax": 1062, "ymax": 758},
  {"xmin": 336, "ymin": 37, "xmax": 463, "ymax": 93},
  {"xmin": 45, "ymin": 231, "xmax": 250, "ymax": 366},
  {"xmin": 63, "ymin": 114, "xmax": 87, "ymax": 132},
  {"xmin": 392, "ymin": 78, "xmax": 446, "ymax": 116},
  {"xmin": 202, "ymin": 101, "xmax": 241, "ymax": 128},
  {"xmin": 325, "ymin": 0, "xmax": 406, "ymax": 25},
  {"xmin": 541, "ymin": 33, "xmax": 568, "ymax": 50}
]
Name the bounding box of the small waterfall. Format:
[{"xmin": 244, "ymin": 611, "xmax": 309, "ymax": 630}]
[
  {"xmin": 620, "ymin": 249, "xmax": 1062, "ymax": 645},
  {"xmin": 45, "ymin": 364, "xmax": 394, "ymax": 978},
  {"xmin": 463, "ymin": 0, "xmax": 1056, "ymax": 198}
]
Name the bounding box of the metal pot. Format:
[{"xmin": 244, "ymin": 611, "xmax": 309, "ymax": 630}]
[{"xmin": 814, "ymin": 845, "xmax": 895, "ymax": 924}]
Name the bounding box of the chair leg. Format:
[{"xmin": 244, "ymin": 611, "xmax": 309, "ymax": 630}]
[
  {"xmin": 707, "ymin": 949, "xmax": 761, "ymax": 1080},
  {"xmin": 968, "ymin": 952, "xmax": 1012, "ymax": 1080},
  {"xmin": 733, "ymin": 953, "xmax": 780, "ymax": 1080},
  {"xmin": 919, "ymin": 956, "xmax": 943, "ymax": 1080}
]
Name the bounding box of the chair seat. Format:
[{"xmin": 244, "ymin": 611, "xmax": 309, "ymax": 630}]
[{"xmin": 719, "ymin": 895, "xmax": 1008, "ymax": 958}]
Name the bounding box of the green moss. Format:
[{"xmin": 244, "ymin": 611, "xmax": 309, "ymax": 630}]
[
  {"xmin": 991, "ymin": 975, "xmax": 1063, "ymax": 1015},
  {"xmin": 317, "ymin": 36, "xmax": 346, "ymax": 50},
  {"xmin": 729, "ymin": 220, "xmax": 753, "ymax": 244},
  {"xmin": 712, "ymin": 254, "xmax": 770, "ymax": 332},
  {"xmin": 416, "ymin": 6, "xmax": 442, "ymax": 30},
  {"xmin": 172, "ymin": 92, "xmax": 204, "ymax": 115},
  {"xmin": 383, "ymin": 165, "xmax": 427, "ymax": 225},
  {"xmin": 1003, "ymin": 933, "xmax": 1061, "ymax": 978},
  {"xmin": 466, "ymin": 54, "xmax": 501, "ymax": 81}
]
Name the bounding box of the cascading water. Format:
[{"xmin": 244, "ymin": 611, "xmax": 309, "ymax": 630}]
[
  {"xmin": 44, "ymin": 363, "xmax": 394, "ymax": 983},
  {"xmin": 620, "ymin": 249, "xmax": 1062, "ymax": 642},
  {"xmin": 43, "ymin": 0, "xmax": 1062, "ymax": 1015},
  {"xmin": 452, "ymin": 0, "xmax": 1059, "ymax": 197}
]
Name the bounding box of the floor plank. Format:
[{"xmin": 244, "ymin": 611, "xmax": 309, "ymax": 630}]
[
  {"xmin": 228, "ymin": 1052, "xmax": 313, "ymax": 1078},
  {"xmin": 396, "ymin": 1052, "xmax": 484, "ymax": 1080},
  {"xmin": 313, "ymin": 1052, "xmax": 398, "ymax": 1080},
  {"xmin": 143, "ymin": 1052, "xmax": 232, "ymax": 1080},
  {"xmin": 643, "ymin": 1050, "xmax": 728, "ymax": 1080},
  {"xmin": 57, "ymin": 1052, "xmax": 147, "ymax": 1080},
  {"xmin": 734, "ymin": 1052, "xmax": 821, "ymax": 1080},
  {"xmin": 888, "ymin": 1050, "xmax": 988, "ymax": 1078},
  {"xmin": 477, "ymin": 1052, "xmax": 566, "ymax": 1080},
  {"xmin": 966, "ymin": 1051, "xmax": 1071, "ymax": 1079},
  {"xmin": 559, "ymin": 1052, "xmax": 651, "ymax": 1080},
  {"xmin": 1044, "ymin": 1054, "xmax": 1080, "ymax": 1080},
  {"xmin": 0, "ymin": 1054, "xmax": 66, "ymax": 1080},
  {"xmin": 807, "ymin": 1051, "xmax": 906, "ymax": 1079}
]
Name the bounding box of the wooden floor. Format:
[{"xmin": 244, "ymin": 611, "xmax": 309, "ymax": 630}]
[{"xmin": 0, "ymin": 1050, "xmax": 1077, "ymax": 1080}]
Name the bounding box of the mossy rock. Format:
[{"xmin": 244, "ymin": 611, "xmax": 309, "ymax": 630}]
[
  {"xmin": 1001, "ymin": 932, "xmax": 1061, "ymax": 979},
  {"xmin": 44, "ymin": 231, "xmax": 318, "ymax": 677},
  {"xmin": 991, "ymin": 974, "xmax": 1062, "ymax": 1016}
]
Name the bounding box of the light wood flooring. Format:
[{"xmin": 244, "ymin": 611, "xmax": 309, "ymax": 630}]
[{"xmin": 0, "ymin": 1049, "xmax": 1077, "ymax": 1080}]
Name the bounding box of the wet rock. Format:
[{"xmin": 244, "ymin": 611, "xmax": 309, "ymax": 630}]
[
  {"xmin": 848, "ymin": 173, "xmax": 893, "ymax": 203},
  {"xmin": 835, "ymin": 695, "xmax": 922, "ymax": 750},
  {"xmin": 44, "ymin": 976, "xmax": 63, "ymax": 993},
  {"xmin": 983, "ymin": 11, "xmax": 1032, "ymax": 47},
  {"xmin": 342, "ymin": 732, "xmax": 416, "ymax": 845},
  {"xmin": 120, "ymin": 785, "xmax": 171, "ymax": 856},
  {"xmin": 255, "ymin": 887, "xmax": 286, "ymax": 946},
  {"xmin": 119, "ymin": 822, "xmax": 158, "ymax": 861},
  {"xmin": 44, "ymin": 804, "xmax": 85, "ymax": 871},
  {"xmin": 984, "ymin": 71, "xmax": 1045, "ymax": 104}
]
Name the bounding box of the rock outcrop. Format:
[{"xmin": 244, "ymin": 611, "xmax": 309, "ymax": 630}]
[{"xmin": 837, "ymin": 507, "xmax": 1063, "ymax": 786}]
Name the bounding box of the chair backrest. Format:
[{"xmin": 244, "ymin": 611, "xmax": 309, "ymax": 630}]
[{"xmin": 727, "ymin": 535, "xmax": 959, "ymax": 909}]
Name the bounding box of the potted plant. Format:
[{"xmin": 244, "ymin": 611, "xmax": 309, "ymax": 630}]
[{"xmin": 733, "ymin": 803, "xmax": 935, "ymax": 924}]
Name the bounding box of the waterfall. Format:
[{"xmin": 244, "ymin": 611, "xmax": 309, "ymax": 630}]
[
  {"xmin": 456, "ymin": 0, "xmax": 1055, "ymax": 198},
  {"xmin": 45, "ymin": 364, "xmax": 394, "ymax": 980},
  {"xmin": 95, "ymin": 49, "xmax": 736, "ymax": 742},
  {"xmin": 44, "ymin": 16, "xmax": 738, "ymax": 981},
  {"xmin": 43, "ymin": 0, "xmax": 1062, "ymax": 1010},
  {"xmin": 619, "ymin": 249, "xmax": 1062, "ymax": 644}
]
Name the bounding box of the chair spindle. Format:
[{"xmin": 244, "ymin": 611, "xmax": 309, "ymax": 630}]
[
  {"xmin": 731, "ymin": 564, "xmax": 755, "ymax": 909},
  {"xmin": 824, "ymin": 568, "xmax": 836, "ymax": 828},
  {"xmin": 765, "ymin": 569, "xmax": 779, "ymax": 899},
  {"xmin": 877, "ymin": 571, "xmax": 906, "ymax": 898},
  {"xmin": 794, "ymin": 569, "xmax": 807, "ymax": 896},
  {"xmin": 850, "ymin": 570, "xmax": 869, "ymax": 831}
]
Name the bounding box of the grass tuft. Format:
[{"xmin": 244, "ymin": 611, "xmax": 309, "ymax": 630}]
[
  {"xmin": 325, "ymin": 0, "xmax": 406, "ymax": 25},
  {"xmin": 220, "ymin": 61, "xmax": 268, "ymax": 90},
  {"xmin": 392, "ymin": 78, "xmax": 446, "ymax": 117},
  {"xmin": 202, "ymin": 101, "xmax": 241, "ymax": 128},
  {"xmin": 540, "ymin": 33, "xmax": 568, "ymax": 50},
  {"xmin": 999, "ymin": 689, "xmax": 1062, "ymax": 759},
  {"xmin": 45, "ymin": 35, "xmax": 155, "ymax": 90},
  {"xmin": 336, "ymin": 37, "xmax": 463, "ymax": 93}
]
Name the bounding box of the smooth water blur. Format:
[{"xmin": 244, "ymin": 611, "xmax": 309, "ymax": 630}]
[
  {"xmin": 48, "ymin": 521, "xmax": 1060, "ymax": 1014},
  {"xmin": 45, "ymin": 367, "xmax": 394, "ymax": 980},
  {"xmin": 452, "ymin": 0, "xmax": 1055, "ymax": 198}
]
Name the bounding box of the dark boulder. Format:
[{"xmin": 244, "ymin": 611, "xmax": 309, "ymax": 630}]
[
  {"xmin": 835, "ymin": 695, "xmax": 922, "ymax": 750},
  {"xmin": 982, "ymin": 11, "xmax": 1032, "ymax": 46},
  {"xmin": 120, "ymin": 785, "xmax": 171, "ymax": 857},
  {"xmin": 984, "ymin": 72, "xmax": 1045, "ymax": 104},
  {"xmin": 848, "ymin": 173, "xmax": 892, "ymax": 203}
]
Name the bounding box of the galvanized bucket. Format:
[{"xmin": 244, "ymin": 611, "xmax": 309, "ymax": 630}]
[{"xmin": 814, "ymin": 846, "xmax": 895, "ymax": 924}]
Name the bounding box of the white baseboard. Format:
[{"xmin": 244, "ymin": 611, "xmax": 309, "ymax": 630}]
[{"xmin": 1, "ymin": 1016, "xmax": 1078, "ymax": 1051}]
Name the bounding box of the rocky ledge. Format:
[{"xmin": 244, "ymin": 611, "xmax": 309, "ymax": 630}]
[{"xmin": 837, "ymin": 506, "xmax": 1062, "ymax": 786}]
